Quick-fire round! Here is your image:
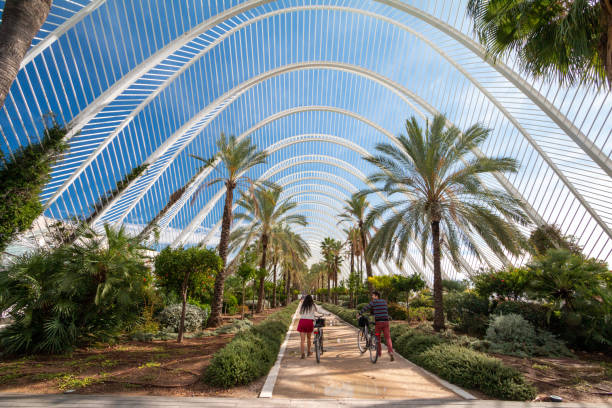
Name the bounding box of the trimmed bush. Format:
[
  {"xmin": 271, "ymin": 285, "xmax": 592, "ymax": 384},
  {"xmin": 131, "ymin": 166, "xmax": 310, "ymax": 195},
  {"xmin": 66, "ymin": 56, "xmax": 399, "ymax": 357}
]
[
  {"xmin": 414, "ymin": 344, "xmax": 536, "ymax": 401},
  {"xmin": 485, "ymin": 314, "xmax": 571, "ymax": 358},
  {"xmin": 395, "ymin": 332, "xmax": 446, "ymax": 359},
  {"xmin": 158, "ymin": 303, "xmax": 207, "ymax": 333},
  {"xmin": 204, "ymin": 302, "xmax": 298, "ymax": 388}
]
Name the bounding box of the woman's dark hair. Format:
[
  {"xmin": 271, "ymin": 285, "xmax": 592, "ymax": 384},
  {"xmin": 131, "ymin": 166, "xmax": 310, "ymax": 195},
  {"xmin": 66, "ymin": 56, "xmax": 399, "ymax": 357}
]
[{"xmin": 300, "ymin": 294, "xmax": 315, "ymax": 313}]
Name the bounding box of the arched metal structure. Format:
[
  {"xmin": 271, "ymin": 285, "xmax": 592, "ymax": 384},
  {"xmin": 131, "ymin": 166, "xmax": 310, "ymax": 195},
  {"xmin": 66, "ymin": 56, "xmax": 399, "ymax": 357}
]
[{"xmin": 2, "ymin": 0, "xmax": 611, "ymax": 280}]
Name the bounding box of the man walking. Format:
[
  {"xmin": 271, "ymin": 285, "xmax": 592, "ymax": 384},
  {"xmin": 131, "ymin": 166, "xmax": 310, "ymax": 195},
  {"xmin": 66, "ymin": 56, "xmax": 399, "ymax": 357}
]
[{"xmin": 359, "ymin": 291, "xmax": 394, "ymax": 361}]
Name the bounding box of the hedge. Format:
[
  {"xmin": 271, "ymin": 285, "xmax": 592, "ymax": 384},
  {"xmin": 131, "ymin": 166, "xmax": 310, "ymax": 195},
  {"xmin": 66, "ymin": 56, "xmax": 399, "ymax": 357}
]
[
  {"xmin": 319, "ymin": 302, "xmax": 536, "ymax": 401},
  {"xmin": 204, "ymin": 302, "xmax": 298, "ymax": 388}
]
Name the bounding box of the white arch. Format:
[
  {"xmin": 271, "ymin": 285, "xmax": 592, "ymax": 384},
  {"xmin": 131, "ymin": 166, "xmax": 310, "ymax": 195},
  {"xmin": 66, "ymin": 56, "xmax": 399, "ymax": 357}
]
[
  {"xmin": 100, "ymin": 62, "xmax": 545, "ymax": 237},
  {"xmin": 44, "ymin": 3, "xmax": 608, "ymax": 213}
]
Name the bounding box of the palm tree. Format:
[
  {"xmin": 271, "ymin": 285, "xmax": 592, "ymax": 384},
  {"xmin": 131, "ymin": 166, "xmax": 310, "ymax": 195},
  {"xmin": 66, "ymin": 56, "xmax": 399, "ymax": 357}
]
[
  {"xmin": 231, "ymin": 186, "xmax": 307, "ymax": 313},
  {"xmin": 362, "ymin": 114, "xmax": 530, "ymax": 331},
  {"xmin": 190, "ymin": 133, "xmax": 267, "ymax": 327},
  {"xmin": 343, "ymin": 227, "xmax": 360, "ymax": 307},
  {"xmin": 321, "ymin": 237, "xmax": 343, "ymax": 304},
  {"xmin": 275, "ymin": 226, "xmax": 311, "ymax": 305},
  {"xmin": 467, "ymin": 0, "xmax": 612, "ymax": 88},
  {"xmin": 0, "ymin": 0, "xmax": 52, "ymax": 109},
  {"xmin": 338, "ymin": 194, "xmax": 374, "ymax": 293}
]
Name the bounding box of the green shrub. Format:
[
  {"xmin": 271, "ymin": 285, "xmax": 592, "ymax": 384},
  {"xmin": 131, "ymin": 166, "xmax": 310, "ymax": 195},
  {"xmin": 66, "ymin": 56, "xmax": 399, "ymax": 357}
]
[
  {"xmin": 493, "ymin": 300, "xmax": 551, "ymax": 329},
  {"xmin": 409, "ymin": 290, "xmax": 433, "ymax": 308},
  {"xmin": 485, "ymin": 314, "xmax": 571, "ymax": 357},
  {"xmin": 204, "ymin": 302, "xmax": 298, "ymax": 388},
  {"xmin": 414, "ymin": 344, "xmax": 536, "ymax": 400},
  {"xmin": 394, "ymin": 332, "xmax": 446, "ymax": 359},
  {"xmin": 444, "ymin": 291, "xmax": 490, "ymax": 336},
  {"xmin": 158, "ymin": 303, "xmax": 206, "ymax": 333},
  {"xmin": 388, "ymin": 303, "xmax": 408, "ymax": 320},
  {"xmin": 356, "ymin": 302, "xmax": 369, "ymax": 312},
  {"xmin": 407, "ymin": 306, "xmax": 434, "ymax": 322},
  {"xmin": 0, "ymin": 226, "xmax": 149, "ymax": 355}
]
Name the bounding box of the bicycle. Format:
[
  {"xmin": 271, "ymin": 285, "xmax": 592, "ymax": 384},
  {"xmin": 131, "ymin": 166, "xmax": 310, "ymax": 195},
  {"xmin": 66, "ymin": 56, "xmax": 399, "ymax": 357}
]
[
  {"xmin": 313, "ymin": 314, "xmax": 326, "ymax": 363},
  {"xmin": 357, "ymin": 314, "xmax": 378, "ymax": 363}
]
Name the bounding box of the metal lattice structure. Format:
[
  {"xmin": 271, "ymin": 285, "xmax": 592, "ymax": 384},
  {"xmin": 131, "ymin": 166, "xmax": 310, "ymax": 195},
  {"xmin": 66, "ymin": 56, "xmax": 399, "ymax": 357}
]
[{"xmin": 1, "ymin": 0, "xmax": 611, "ymax": 283}]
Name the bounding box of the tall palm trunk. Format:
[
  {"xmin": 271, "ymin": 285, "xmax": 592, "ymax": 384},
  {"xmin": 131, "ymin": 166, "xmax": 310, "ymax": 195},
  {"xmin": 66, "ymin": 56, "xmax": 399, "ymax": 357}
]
[
  {"xmin": 602, "ymin": 1, "xmax": 612, "ymax": 84},
  {"xmin": 327, "ymin": 272, "xmax": 331, "ymax": 302},
  {"xmin": 359, "ymin": 221, "xmax": 373, "ymax": 293},
  {"xmin": 272, "ymin": 256, "xmax": 278, "ymax": 308},
  {"xmin": 285, "ymin": 269, "xmax": 291, "ymax": 305},
  {"xmin": 431, "ymin": 220, "xmax": 445, "ymax": 332},
  {"xmin": 256, "ymin": 233, "xmax": 268, "ymax": 313},
  {"xmin": 349, "ymin": 243, "xmax": 354, "ymax": 308},
  {"xmin": 333, "ymin": 263, "xmax": 338, "ymax": 305},
  {"xmin": 0, "ymin": 0, "xmax": 52, "ymax": 110},
  {"xmin": 209, "ymin": 182, "xmax": 235, "ymax": 327}
]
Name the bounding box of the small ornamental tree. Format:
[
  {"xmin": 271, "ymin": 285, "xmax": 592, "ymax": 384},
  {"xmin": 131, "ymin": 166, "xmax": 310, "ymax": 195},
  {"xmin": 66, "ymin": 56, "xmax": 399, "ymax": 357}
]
[
  {"xmin": 472, "ymin": 267, "xmax": 531, "ymax": 301},
  {"xmin": 154, "ymin": 247, "xmax": 221, "ymax": 342},
  {"xmin": 392, "ymin": 273, "xmax": 427, "ymax": 305}
]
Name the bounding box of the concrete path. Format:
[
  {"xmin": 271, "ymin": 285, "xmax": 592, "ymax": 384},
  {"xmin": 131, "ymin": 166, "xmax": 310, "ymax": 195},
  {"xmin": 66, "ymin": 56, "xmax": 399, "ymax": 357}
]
[
  {"xmin": 271, "ymin": 308, "xmax": 463, "ymax": 400},
  {"xmin": 0, "ymin": 394, "xmax": 611, "ymax": 407}
]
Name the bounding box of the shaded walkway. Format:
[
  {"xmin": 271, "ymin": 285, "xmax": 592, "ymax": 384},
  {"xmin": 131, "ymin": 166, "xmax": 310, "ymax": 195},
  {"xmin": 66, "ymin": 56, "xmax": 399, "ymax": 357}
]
[{"xmin": 271, "ymin": 308, "xmax": 462, "ymax": 400}]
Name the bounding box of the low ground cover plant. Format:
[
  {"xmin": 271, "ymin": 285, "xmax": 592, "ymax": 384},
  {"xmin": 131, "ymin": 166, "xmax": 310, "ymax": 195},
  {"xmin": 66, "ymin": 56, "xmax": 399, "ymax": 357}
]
[{"xmin": 204, "ymin": 302, "xmax": 298, "ymax": 388}]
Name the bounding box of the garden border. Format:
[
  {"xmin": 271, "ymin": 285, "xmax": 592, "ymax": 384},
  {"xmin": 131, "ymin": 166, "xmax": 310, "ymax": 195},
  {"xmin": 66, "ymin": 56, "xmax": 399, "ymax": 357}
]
[
  {"xmin": 323, "ymin": 305, "xmax": 477, "ymax": 400},
  {"xmin": 259, "ymin": 305, "xmax": 300, "ymax": 398}
]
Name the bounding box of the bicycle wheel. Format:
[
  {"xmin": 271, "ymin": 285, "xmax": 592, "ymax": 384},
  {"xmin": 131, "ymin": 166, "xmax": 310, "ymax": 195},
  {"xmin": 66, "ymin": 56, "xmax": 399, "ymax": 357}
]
[
  {"xmin": 369, "ymin": 334, "xmax": 378, "ymax": 363},
  {"xmin": 357, "ymin": 328, "xmax": 367, "ymax": 353},
  {"xmin": 315, "ymin": 334, "xmax": 321, "ymax": 363}
]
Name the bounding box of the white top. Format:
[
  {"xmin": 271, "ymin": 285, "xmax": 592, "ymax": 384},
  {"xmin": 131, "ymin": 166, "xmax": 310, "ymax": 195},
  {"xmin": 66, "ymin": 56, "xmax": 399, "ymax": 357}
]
[{"xmin": 299, "ymin": 304, "xmax": 320, "ymax": 320}]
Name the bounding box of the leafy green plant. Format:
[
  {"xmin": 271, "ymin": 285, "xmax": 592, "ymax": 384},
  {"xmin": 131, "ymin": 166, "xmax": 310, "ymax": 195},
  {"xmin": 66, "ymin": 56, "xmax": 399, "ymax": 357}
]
[
  {"xmin": 0, "ymin": 225, "xmax": 150, "ymax": 355},
  {"xmin": 493, "ymin": 300, "xmax": 551, "ymax": 330},
  {"xmin": 485, "ymin": 314, "xmax": 571, "ymax": 358},
  {"xmin": 471, "ymin": 267, "xmax": 531, "ymax": 300},
  {"xmin": 387, "ymin": 303, "xmax": 408, "ymax": 320},
  {"xmin": 442, "ymin": 279, "xmax": 469, "ymax": 292},
  {"xmin": 415, "ymin": 344, "xmax": 536, "ymax": 400},
  {"xmin": 0, "ymin": 122, "xmax": 67, "ymax": 252},
  {"xmin": 407, "ymin": 306, "xmax": 435, "ymax": 322},
  {"xmin": 527, "ymin": 249, "xmax": 612, "ymax": 349}
]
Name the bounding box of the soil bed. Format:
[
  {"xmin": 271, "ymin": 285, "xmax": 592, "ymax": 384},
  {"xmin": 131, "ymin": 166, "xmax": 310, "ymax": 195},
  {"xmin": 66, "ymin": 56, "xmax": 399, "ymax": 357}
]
[{"xmin": 0, "ymin": 307, "xmax": 283, "ymax": 397}]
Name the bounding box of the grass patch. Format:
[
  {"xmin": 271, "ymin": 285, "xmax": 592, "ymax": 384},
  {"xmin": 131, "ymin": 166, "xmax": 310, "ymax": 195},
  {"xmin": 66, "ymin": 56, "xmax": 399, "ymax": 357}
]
[
  {"xmin": 57, "ymin": 374, "xmax": 99, "ymax": 391},
  {"xmin": 532, "ymin": 363, "xmax": 551, "ymax": 371},
  {"xmin": 138, "ymin": 361, "xmax": 161, "ymax": 369}
]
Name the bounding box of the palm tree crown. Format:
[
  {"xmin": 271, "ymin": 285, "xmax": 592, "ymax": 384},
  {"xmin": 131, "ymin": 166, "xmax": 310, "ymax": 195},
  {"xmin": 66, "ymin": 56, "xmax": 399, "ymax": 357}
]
[
  {"xmin": 363, "ymin": 114, "xmax": 530, "ymax": 330},
  {"xmin": 231, "ymin": 186, "xmax": 307, "ymax": 312},
  {"xmin": 191, "ymin": 133, "xmax": 267, "ymax": 327},
  {"xmin": 338, "ymin": 193, "xmax": 374, "ymax": 292},
  {"xmin": 467, "ymin": 0, "xmax": 612, "ymax": 87}
]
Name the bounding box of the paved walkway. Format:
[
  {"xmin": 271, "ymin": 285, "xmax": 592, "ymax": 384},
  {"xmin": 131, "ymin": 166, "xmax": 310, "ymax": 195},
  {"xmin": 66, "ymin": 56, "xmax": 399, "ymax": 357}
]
[
  {"xmin": 0, "ymin": 394, "xmax": 610, "ymax": 407},
  {"xmin": 271, "ymin": 308, "xmax": 463, "ymax": 400}
]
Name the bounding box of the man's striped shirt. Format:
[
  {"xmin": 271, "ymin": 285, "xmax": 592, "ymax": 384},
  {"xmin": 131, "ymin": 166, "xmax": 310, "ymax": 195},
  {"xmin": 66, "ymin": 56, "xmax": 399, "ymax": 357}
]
[{"xmin": 360, "ymin": 299, "xmax": 389, "ymax": 322}]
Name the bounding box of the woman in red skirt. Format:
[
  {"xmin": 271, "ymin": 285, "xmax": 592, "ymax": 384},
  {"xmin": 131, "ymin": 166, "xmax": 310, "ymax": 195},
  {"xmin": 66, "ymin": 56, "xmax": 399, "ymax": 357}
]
[{"xmin": 296, "ymin": 294, "xmax": 320, "ymax": 359}]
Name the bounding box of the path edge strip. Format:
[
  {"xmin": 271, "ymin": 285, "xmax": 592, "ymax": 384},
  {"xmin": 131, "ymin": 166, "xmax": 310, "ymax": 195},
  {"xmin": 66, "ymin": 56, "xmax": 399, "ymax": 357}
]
[
  {"xmin": 325, "ymin": 307, "xmax": 477, "ymax": 400},
  {"xmin": 259, "ymin": 305, "xmax": 300, "ymax": 398}
]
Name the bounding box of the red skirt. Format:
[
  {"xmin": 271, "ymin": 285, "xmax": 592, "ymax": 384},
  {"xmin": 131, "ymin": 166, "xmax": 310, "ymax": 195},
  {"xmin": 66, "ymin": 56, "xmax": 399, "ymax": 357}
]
[{"xmin": 297, "ymin": 318, "xmax": 314, "ymax": 333}]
